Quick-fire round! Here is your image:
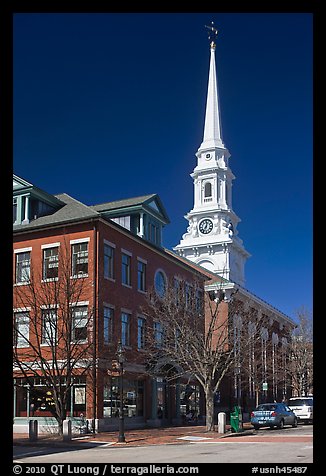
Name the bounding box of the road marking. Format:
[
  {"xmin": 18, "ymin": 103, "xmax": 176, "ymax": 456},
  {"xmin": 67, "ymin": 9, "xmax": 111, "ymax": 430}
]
[{"xmin": 177, "ymin": 436, "xmax": 212, "ymax": 441}]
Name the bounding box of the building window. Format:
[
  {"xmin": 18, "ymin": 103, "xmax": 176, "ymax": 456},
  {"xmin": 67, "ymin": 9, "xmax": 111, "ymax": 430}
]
[
  {"xmin": 41, "ymin": 309, "xmax": 57, "ymax": 345},
  {"xmin": 103, "ymin": 378, "xmax": 144, "ymax": 418},
  {"xmin": 154, "ymin": 322, "xmax": 163, "ymax": 348},
  {"xmin": 137, "ymin": 316, "xmax": 146, "ymax": 349},
  {"xmin": 104, "ymin": 306, "xmax": 114, "ymax": 344},
  {"xmin": 14, "ymin": 311, "xmax": 30, "ymax": 348},
  {"xmin": 195, "ymin": 289, "xmax": 203, "ymax": 314},
  {"xmin": 72, "ymin": 306, "xmax": 88, "ymax": 342},
  {"xmin": 121, "ymin": 312, "xmax": 130, "ymax": 346},
  {"xmin": 154, "ymin": 270, "xmax": 166, "ymax": 298},
  {"xmin": 43, "ymin": 247, "xmax": 59, "ymax": 280},
  {"xmin": 137, "ymin": 260, "xmax": 146, "ymax": 292},
  {"xmin": 111, "ymin": 216, "xmax": 131, "ymax": 230},
  {"xmin": 185, "ymin": 282, "xmax": 192, "ymax": 308},
  {"xmin": 13, "ymin": 198, "xmax": 18, "ymax": 224},
  {"xmin": 16, "ymin": 252, "xmax": 31, "ymax": 283},
  {"xmin": 204, "ymin": 182, "xmax": 212, "ymax": 197},
  {"xmin": 71, "ymin": 242, "xmax": 88, "ymax": 277},
  {"xmin": 122, "ymin": 253, "xmax": 131, "ymax": 286},
  {"xmin": 173, "ymin": 277, "xmax": 182, "ymax": 306},
  {"xmin": 104, "ymin": 244, "xmax": 114, "ymax": 279},
  {"xmin": 203, "ymin": 182, "xmax": 213, "ymax": 203},
  {"xmin": 148, "ymin": 222, "xmax": 159, "ymax": 244}
]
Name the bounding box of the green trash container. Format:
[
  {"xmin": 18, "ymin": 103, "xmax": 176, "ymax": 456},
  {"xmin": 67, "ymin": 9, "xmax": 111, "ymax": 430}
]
[{"xmin": 230, "ymin": 406, "xmax": 243, "ymax": 433}]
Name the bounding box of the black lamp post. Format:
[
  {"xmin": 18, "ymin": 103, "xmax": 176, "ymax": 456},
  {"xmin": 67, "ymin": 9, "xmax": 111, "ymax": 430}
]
[
  {"xmin": 117, "ymin": 340, "xmax": 126, "ymax": 443},
  {"xmin": 235, "ymin": 365, "xmax": 241, "ymax": 408}
]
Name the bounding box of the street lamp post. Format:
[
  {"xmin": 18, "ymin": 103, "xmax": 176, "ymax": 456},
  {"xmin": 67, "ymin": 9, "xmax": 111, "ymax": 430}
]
[
  {"xmin": 235, "ymin": 365, "xmax": 241, "ymax": 408},
  {"xmin": 117, "ymin": 341, "xmax": 126, "ymax": 443}
]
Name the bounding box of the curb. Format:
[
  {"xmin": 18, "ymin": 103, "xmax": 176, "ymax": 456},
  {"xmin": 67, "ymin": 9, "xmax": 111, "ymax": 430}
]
[{"xmin": 219, "ymin": 429, "xmax": 255, "ymax": 438}]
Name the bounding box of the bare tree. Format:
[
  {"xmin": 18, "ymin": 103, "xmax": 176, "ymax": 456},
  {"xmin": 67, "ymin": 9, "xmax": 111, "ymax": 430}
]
[
  {"xmin": 144, "ymin": 278, "xmax": 274, "ymax": 431},
  {"xmin": 288, "ymin": 306, "xmax": 313, "ymax": 397},
  {"xmin": 13, "ymin": 239, "xmax": 95, "ymax": 436}
]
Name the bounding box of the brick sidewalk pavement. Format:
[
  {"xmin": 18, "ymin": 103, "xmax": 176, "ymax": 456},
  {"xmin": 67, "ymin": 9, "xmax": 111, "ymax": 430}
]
[{"xmin": 13, "ymin": 423, "xmax": 256, "ymax": 447}]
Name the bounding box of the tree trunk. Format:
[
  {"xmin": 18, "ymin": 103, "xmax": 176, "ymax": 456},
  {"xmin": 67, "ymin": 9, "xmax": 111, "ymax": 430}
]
[
  {"xmin": 205, "ymin": 388, "xmax": 215, "ymax": 432},
  {"xmin": 57, "ymin": 418, "xmax": 64, "ymax": 436}
]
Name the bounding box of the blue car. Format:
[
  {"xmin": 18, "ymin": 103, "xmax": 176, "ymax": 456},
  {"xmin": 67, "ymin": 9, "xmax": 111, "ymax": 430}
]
[{"xmin": 251, "ymin": 403, "xmax": 298, "ymax": 430}]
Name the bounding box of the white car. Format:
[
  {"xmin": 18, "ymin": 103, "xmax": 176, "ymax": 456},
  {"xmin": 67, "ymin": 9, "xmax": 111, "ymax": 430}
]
[{"xmin": 287, "ymin": 397, "xmax": 313, "ymax": 424}]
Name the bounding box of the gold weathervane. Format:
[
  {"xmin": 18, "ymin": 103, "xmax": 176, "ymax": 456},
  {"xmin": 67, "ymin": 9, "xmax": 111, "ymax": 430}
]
[{"xmin": 205, "ymin": 22, "xmax": 218, "ymax": 48}]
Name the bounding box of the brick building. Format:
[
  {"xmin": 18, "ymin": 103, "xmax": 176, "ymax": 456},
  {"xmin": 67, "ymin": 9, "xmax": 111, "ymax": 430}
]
[
  {"xmin": 168, "ymin": 252, "xmax": 296, "ymax": 420},
  {"xmin": 13, "ymin": 174, "xmax": 207, "ymax": 433}
]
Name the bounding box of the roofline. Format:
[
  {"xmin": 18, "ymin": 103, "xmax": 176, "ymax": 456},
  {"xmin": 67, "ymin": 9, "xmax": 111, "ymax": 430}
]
[
  {"xmin": 91, "ymin": 194, "xmax": 157, "ymax": 208},
  {"xmin": 235, "ymin": 286, "xmax": 295, "ymax": 327},
  {"xmin": 92, "ymin": 194, "xmax": 170, "ymax": 224},
  {"xmin": 13, "ymin": 216, "xmax": 206, "ymax": 280},
  {"xmin": 96, "ymin": 203, "xmax": 170, "ymax": 225}
]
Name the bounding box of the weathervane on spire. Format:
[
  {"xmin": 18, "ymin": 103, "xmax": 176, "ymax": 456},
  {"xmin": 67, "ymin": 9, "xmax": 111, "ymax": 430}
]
[{"xmin": 205, "ymin": 21, "xmax": 218, "ymax": 48}]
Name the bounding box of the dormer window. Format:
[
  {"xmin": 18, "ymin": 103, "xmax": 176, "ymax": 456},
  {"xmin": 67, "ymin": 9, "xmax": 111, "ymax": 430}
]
[
  {"xmin": 13, "ymin": 198, "xmax": 18, "ymax": 224},
  {"xmin": 13, "ymin": 175, "xmax": 64, "ymax": 226}
]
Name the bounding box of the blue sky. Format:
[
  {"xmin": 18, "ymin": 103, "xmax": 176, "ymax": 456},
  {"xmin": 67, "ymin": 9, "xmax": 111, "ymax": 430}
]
[{"xmin": 13, "ymin": 13, "xmax": 313, "ymax": 321}]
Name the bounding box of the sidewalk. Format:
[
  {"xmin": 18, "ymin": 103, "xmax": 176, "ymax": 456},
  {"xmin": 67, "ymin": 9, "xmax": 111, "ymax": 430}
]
[{"xmin": 13, "ymin": 423, "xmax": 255, "ymax": 448}]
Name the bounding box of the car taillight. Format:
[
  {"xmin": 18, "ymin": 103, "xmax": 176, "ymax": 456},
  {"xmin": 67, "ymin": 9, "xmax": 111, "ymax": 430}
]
[
  {"xmin": 271, "ymin": 411, "xmax": 277, "ymax": 417},
  {"xmin": 250, "ymin": 412, "xmax": 255, "ymax": 417}
]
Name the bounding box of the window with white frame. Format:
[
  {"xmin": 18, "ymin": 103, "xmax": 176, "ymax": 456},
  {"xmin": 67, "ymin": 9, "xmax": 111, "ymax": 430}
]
[
  {"xmin": 121, "ymin": 312, "xmax": 130, "ymax": 346},
  {"xmin": 104, "ymin": 243, "xmax": 114, "ymax": 279},
  {"xmin": 111, "ymin": 216, "xmax": 131, "ymax": 230},
  {"xmin": 137, "ymin": 316, "xmax": 146, "ymax": 349},
  {"xmin": 72, "ymin": 306, "xmax": 88, "ymax": 342},
  {"xmin": 71, "ymin": 242, "xmax": 88, "ymax": 277},
  {"xmin": 41, "ymin": 309, "xmax": 57, "ymax": 345},
  {"xmin": 14, "ymin": 311, "xmax": 30, "ymax": 348},
  {"xmin": 104, "ymin": 306, "xmax": 114, "ymax": 344},
  {"xmin": 43, "ymin": 247, "xmax": 59, "ymax": 280},
  {"xmin": 15, "ymin": 251, "xmax": 31, "ymax": 283}
]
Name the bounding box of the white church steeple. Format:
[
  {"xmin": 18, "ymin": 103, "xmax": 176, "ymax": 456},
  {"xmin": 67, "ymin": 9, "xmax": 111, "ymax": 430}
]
[
  {"xmin": 174, "ymin": 24, "xmax": 250, "ymax": 286},
  {"xmin": 199, "ymin": 40, "xmax": 224, "ymax": 151}
]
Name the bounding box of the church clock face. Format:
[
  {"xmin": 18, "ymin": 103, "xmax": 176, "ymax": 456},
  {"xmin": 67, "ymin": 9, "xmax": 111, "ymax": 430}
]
[{"xmin": 198, "ymin": 218, "xmax": 213, "ymax": 234}]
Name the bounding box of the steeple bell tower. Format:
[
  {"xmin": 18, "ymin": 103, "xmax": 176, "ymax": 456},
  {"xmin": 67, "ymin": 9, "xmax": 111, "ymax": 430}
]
[{"xmin": 174, "ymin": 24, "xmax": 250, "ymax": 286}]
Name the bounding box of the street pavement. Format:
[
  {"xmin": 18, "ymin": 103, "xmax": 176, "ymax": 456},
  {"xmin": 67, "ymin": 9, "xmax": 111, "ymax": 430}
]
[{"xmin": 13, "ymin": 424, "xmax": 313, "ymax": 464}]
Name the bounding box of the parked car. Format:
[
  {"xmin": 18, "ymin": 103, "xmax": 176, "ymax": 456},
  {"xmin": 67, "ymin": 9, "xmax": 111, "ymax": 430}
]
[
  {"xmin": 250, "ymin": 403, "xmax": 298, "ymax": 430},
  {"xmin": 287, "ymin": 397, "xmax": 313, "ymax": 424}
]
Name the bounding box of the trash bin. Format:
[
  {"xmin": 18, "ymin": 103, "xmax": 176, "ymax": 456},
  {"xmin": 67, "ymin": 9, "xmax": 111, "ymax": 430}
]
[{"xmin": 230, "ymin": 406, "xmax": 243, "ymax": 433}]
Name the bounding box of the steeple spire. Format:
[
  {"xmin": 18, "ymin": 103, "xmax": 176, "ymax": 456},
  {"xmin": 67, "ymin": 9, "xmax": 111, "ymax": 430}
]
[
  {"xmin": 174, "ymin": 23, "xmax": 250, "ymax": 286},
  {"xmin": 199, "ymin": 23, "xmax": 224, "ymax": 151}
]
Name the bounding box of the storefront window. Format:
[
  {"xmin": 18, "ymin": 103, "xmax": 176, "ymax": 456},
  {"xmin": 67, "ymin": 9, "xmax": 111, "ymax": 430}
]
[
  {"xmin": 103, "ymin": 378, "xmax": 144, "ymax": 418},
  {"xmin": 13, "ymin": 377, "xmax": 86, "ymax": 418},
  {"xmin": 179, "ymin": 383, "xmax": 200, "ymax": 418}
]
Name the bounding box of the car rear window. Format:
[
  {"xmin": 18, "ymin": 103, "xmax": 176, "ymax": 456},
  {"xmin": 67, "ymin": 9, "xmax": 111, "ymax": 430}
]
[
  {"xmin": 256, "ymin": 404, "xmax": 277, "ymax": 411},
  {"xmin": 288, "ymin": 398, "xmax": 313, "ymax": 406}
]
